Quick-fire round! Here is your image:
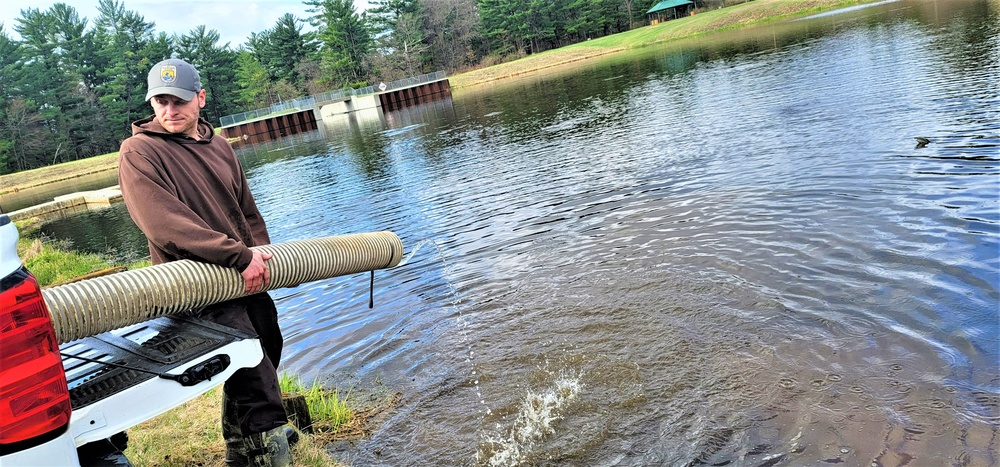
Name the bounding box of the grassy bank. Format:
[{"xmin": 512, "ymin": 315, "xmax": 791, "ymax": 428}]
[
  {"xmin": 123, "ymin": 374, "xmax": 399, "ymax": 466},
  {"xmin": 448, "ymin": 0, "xmax": 872, "ymax": 88},
  {"xmin": 0, "ymin": 0, "xmax": 875, "ymax": 197},
  {"xmin": 15, "ymin": 218, "xmax": 148, "ymax": 286},
  {"xmin": 1, "ymin": 152, "xmax": 119, "ymax": 197}
]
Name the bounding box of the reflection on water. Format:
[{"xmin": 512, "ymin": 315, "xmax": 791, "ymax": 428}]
[
  {"xmin": 35, "ymin": 203, "xmax": 147, "ymax": 263},
  {"xmin": 36, "ymin": 0, "xmax": 999, "ymax": 464}
]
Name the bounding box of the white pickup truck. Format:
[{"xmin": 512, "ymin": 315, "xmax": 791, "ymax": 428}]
[{"xmin": 0, "ymin": 213, "xmax": 264, "ymax": 465}]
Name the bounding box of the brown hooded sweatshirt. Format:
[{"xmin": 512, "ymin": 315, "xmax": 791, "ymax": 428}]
[{"xmin": 118, "ymin": 116, "xmax": 269, "ymax": 272}]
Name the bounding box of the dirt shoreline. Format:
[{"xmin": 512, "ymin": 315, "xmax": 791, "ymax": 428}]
[{"xmin": 0, "ymin": 0, "xmax": 875, "ymax": 198}]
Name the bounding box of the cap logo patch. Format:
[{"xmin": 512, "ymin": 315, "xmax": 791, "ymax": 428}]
[{"xmin": 160, "ymin": 65, "xmax": 177, "ymax": 84}]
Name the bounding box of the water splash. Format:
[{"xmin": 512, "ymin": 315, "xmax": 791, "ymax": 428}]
[{"xmin": 477, "ymin": 374, "xmax": 583, "ymax": 466}]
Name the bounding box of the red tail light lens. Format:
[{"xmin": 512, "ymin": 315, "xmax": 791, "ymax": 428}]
[{"xmin": 0, "ymin": 269, "xmax": 72, "ymax": 445}]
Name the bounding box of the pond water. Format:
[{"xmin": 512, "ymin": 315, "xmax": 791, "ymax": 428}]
[{"xmin": 36, "ymin": 0, "xmax": 999, "ymax": 464}]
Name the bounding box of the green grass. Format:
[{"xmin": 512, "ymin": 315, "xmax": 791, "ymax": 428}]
[
  {"xmin": 280, "ymin": 373, "xmax": 353, "ymax": 428},
  {"xmin": 20, "ymin": 239, "xmax": 112, "ymax": 286},
  {"xmin": 0, "ymin": 152, "xmax": 119, "ymax": 196},
  {"xmin": 15, "ymin": 219, "xmax": 150, "ymax": 287},
  {"xmin": 0, "ymin": 126, "xmax": 223, "ymax": 195}
]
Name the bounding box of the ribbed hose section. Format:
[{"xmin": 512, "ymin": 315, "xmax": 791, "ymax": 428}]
[{"xmin": 43, "ymin": 231, "xmax": 403, "ymax": 344}]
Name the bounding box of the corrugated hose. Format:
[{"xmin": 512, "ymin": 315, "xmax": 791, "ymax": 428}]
[{"xmin": 42, "ymin": 231, "xmax": 404, "ymax": 344}]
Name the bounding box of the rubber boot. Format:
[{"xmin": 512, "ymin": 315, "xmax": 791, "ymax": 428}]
[
  {"xmin": 227, "ymin": 426, "xmax": 298, "ymax": 466},
  {"xmin": 243, "ymin": 426, "xmax": 292, "ymax": 467},
  {"xmin": 285, "ymin": 426, "xmax": 300, "ymax": 447}
]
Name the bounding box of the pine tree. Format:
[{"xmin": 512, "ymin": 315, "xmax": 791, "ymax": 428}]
[
  {"xmin": 235, "ymin": 49, "xmax": 271, "ymax": 109},
  {"xmin": 368, "ymin": 0, "xmax": 420, "ymax": 35},
  {"xmin": 93, "ymin": 0, "xmax": 160, "ymax": 142},
  {"xmin": 175, "ymin": 26, "xmax": 240, "ymax": 125},
  {"xmin": 14, "ymin": 5, "xmax": 95, "ymax": 167},
  {"xmin": 305, "ymin": 0, "xmax": 374, "ymax": 87},
  {"xmin": 0, "ymin": 27, "xmax": 30, "ymax": 174},
  {"xmin": 247, "ymin": 14, "xmax": 314, "ymax": 94},
  {"xmin": 272, "ymin": 13, "xmax": 314, "ymax": 88}
]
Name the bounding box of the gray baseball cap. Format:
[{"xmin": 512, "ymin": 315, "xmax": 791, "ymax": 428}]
[{"xmin": 145, "ymin": 58, "xmax": 202, "ymax": 101}]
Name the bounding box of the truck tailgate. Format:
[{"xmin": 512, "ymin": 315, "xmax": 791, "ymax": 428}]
[{"xmin": 60, "ymin": 315, "xmax": 263, "ymax": 447}]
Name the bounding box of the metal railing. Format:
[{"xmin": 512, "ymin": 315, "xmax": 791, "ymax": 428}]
[
  {"xmin": 220, "ymin": 96, "xmax": 316, "ymax": 127},
  {"xmin": 219, "ymin": 71, "xmax": 447, "ymax": 128},
  {"xmin": 380, "ymin": 70, "xmax": 447, "ymax": 92}
]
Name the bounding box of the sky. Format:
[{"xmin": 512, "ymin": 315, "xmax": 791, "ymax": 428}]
[{"xmin": 0, "ymin": 0, "xmax": 361, "ymax": 49}]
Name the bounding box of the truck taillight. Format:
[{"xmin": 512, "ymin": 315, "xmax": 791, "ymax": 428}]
[{"xmin": 0, "ymin": 268, "xmax": 72, "ymax": 445}]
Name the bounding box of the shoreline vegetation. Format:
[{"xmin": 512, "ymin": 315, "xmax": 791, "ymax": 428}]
[
  {"xmin": 11, "ymin": 1, "xmax": 877, "ymax": 465},
  {"xmin": 0, "ymin": 0, "xmax": 872, "ymax": 199}
]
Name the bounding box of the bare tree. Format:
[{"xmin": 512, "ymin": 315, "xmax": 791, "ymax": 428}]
[
  {"xmin": 421, "ymin": 0, "xmax": 480, "ymax": 72},
  {"xmin": 395, "ymin": 12, "xmax": 428, "ymax": 76},
  {"xmin": 2, "ymin": 98, "xmax": 47, "ymax": 173}
]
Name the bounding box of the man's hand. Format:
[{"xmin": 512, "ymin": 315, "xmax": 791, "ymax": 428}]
[{"xmin": 241, "ymin": 250, "xmax": 273, "ymax": 295}]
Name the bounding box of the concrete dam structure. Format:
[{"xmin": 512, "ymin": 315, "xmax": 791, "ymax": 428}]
[{"xmin": 220, "ymin": 72, "xmax": 451, "ymax": 145}]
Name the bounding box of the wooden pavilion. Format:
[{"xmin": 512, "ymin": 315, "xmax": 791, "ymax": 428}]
[{"xmin": 646, "ymin": 0, "xmax": 695, "ymax": 24}]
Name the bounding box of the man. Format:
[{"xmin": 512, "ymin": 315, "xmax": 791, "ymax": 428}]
[{"xmin": 118, "ymin": 58, "xmax": 291, "ymax": 467}]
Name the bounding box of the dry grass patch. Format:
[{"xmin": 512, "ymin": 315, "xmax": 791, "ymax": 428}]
[
  {"xmin": 124, "ymin": 377, "xmax": 401, "ymax": 466},
  {"xmin": 124, "ymin": 388, "xmax": 344, "ymax": 467},
  {"xmin": 124, "ymin": 387, "xmax": 229, "ymax": 466}
]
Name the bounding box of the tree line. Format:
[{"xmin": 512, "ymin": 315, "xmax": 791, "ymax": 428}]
[{"xmin": 0, "ymin": 0, "xmax": 692, "ymax": 175}]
